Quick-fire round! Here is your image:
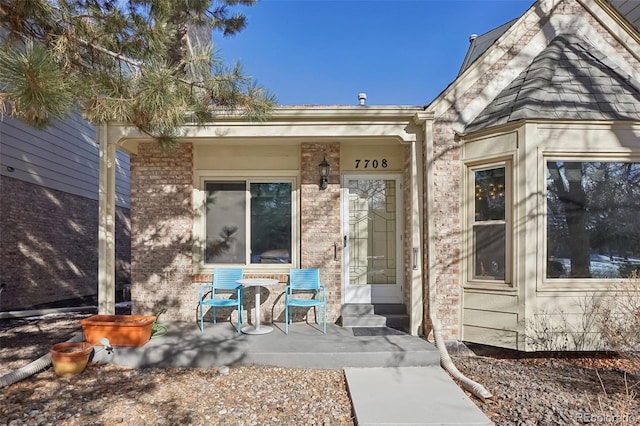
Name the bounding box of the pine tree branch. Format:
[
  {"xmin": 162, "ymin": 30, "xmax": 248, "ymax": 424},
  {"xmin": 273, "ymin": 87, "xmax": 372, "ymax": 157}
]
[{"xmin": 0, "ymin": 0, "xmax": 276, "ymax": 147}]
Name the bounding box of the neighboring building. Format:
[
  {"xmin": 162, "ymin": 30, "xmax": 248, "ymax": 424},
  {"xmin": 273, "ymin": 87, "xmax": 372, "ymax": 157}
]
[
  {"xmin": 0, "ymin": 112, "xmax": 131, "ymax": 311},
  {"xmin": 98, "ymin": 0, "xmax": 640, "ymax": 351}
]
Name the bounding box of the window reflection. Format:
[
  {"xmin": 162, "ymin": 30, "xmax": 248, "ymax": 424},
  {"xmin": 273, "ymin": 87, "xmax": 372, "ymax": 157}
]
[
  {"xmin": 474, "ymin": 224, "xmax": 506, "ymax": 279},
  {"xmin": 472, "ymin": 166, "xmax": 507, "ymax": 281},
  {"xmin": 205, "ymin": 181, "xmax": 246, "ymax": 264},
  {"xmin": 475, "ymin": 168, "xmax": 505, "ymax": 221},
  {"xmin": 250, "ymin": 183, "xmax": 292, "ymax": 264},
  {"xmin": 205, "ymin": 180, "xmax": 292, "ymax": 265},
  {"xmin": 546, "ymin": 161, "xmax": 640, "ymax": 279}
]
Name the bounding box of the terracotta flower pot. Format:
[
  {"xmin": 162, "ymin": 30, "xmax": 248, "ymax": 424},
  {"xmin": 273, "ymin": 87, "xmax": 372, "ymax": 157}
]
[
  {"xmin": 79, "ymin": 314, "xmax": 156, "ymax": 347},
  {"xmin": 50, "ymin": 342, "xmax": 93, "ymax": 377}
]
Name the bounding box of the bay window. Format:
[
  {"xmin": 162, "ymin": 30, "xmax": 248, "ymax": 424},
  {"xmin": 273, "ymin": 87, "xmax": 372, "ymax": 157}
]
[{"xmin": 546, "ymin": 161, "xmax": 640, "ymax": 279}]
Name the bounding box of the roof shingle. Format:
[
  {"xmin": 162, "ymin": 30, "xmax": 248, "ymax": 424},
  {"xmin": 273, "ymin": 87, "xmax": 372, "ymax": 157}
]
[{"xmin": 464, "ymin": 34, "xmax": 640, "ymax": 133}]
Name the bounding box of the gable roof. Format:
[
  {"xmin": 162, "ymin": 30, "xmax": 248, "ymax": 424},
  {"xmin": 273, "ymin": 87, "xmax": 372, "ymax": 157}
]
[
  {"xmin": 457, "ymin": 0, "xmax": 640, "ymax": 77},
  {"xmin": 464, "ymin": 34, "xmax": 640, "ymax": 133},
  {"xmin": 458, "ymin": 19, "xmax": 518, "ymax": 77}
]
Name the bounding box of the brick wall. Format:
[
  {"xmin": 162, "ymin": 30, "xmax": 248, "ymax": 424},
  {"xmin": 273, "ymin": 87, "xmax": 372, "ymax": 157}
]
[
  {"xmin": 429, "ymin": 119, "xmax": 462, "ymax": 339},
  {"xmin": 131, "ymin": 141, "xmax": 344, "ymax": 325},
  {"xmin": 0, "ymin": 175, "xmax": 130, "ymax": 310},
  {"xmin": 300, "ymin": 143, "xmax": 342, "ymax": 322},
  {"xmin": 130, "ymin": 142, "xmax": 195, "ymax": 321}
]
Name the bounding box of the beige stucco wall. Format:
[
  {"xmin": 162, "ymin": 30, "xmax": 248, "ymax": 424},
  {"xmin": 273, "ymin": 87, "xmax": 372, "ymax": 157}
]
[{"xmin": 194, "ymin": 144, "xmax": 300, "ymax": 171}]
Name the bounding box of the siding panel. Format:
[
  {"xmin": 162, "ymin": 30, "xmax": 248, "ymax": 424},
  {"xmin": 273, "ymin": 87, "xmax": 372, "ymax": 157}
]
[
  {"xmin": 0, "ymin": 114, "xmax": 129, "ymax": 207},
  {"xmin": 463, "ymin": 325, "xmax": 519, "ymax": 350},
  {"xmin": 463, "ymin": 290, "xmax": 520, "ymax": 348},
  {"xmin": 463, "ymin": 291, "xmax": 519, "ymax": 313},
  {"xmin": 464, "ymin": 309, "xmax": 518, "ymax": 330}
]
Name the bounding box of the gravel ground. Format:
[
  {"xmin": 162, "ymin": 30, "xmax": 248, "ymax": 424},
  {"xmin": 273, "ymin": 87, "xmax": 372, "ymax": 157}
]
[
  {"xmin": 0, "ymin": 312, "xmax": 354, "ymax": 425},
  {"xmin": 452, "ymin": 347, "xmax": 640, "ymax": 425},
  {"xmin": 1, "ymin": 312, "xmax": 639, "ymax": 425}
]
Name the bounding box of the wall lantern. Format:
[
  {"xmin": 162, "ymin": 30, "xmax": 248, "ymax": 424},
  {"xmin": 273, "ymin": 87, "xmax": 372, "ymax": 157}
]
[{"xmin": 319, "ymin": 156, "xmax": 330, "ymax": 190}]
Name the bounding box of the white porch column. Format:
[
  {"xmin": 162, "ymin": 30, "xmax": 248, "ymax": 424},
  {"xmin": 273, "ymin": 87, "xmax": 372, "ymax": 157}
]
[
  {"xmin": 413, "ymin": 112, "xmax": 434, "ymax": 336},
  {"xmin": 98, "ymin": 123, "xmax": 116, "ymax": 314},
  {"xmin": 409, "ymin": 138, "xmax": 424, "ymax": 335}
]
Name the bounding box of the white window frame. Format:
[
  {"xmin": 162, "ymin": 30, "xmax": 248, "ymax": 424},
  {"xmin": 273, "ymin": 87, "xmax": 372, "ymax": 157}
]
[
  {"xmin": 465, "ymin": 159, "xmax": 513, "ymax": 289},
  {"xmin": 193, "ymin": 170, "xmax": 299, "ymax": 274}
]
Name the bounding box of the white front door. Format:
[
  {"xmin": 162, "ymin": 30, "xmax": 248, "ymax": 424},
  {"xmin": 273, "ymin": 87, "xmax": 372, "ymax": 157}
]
[{"xmin": 342, "ymin": 175, "xmax": 403, "ymax": 304}]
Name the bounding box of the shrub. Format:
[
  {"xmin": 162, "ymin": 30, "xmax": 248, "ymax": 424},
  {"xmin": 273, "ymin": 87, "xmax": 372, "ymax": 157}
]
[{"xmin": 598, "ymin": 271, "xmax": 640, "ymax": 363}]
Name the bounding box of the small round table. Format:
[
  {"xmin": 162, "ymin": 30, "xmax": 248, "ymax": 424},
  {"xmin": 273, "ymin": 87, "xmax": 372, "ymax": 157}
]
[{"xmin": 237, "ymin": 278, "xmax": 279, "ymax": 335}]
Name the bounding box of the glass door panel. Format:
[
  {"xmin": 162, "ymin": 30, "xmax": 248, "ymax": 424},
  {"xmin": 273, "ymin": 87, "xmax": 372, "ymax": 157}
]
[{"xmin": 343, "ymin": 176, "xmax": 402, "ymax": 303}]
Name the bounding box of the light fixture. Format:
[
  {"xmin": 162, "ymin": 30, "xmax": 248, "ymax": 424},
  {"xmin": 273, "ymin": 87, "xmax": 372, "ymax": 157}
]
[{"xmin": 318, "ymin": 156, "xmax": 330, "ymax": 190}]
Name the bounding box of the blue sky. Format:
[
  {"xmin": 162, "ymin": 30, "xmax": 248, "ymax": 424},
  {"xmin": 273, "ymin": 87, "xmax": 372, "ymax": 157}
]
[{"xmin": 215, "ymin": 0, "xmax": 534, "ymax": 106}]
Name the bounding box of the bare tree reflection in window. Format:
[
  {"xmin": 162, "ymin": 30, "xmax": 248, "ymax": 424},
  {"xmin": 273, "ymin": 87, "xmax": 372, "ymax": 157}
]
[{"xmin": 546, "ymin": 161, "xmax": 640, "ymax": 279}]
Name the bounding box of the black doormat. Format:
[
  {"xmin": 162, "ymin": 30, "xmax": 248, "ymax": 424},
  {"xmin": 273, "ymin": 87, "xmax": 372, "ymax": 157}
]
[{"xmin": 352, "ymin": 327, "xmax": 407, "ymax": 336}]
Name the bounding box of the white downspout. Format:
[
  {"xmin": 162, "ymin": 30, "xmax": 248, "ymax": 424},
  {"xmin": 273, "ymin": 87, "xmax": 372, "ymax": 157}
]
[{"xmin": 414, "ymin": 112, "xmax": 492, "ymax": 401}]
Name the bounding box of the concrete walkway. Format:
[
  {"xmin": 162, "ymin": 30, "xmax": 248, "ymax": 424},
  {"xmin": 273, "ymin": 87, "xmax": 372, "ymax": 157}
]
[
  {"xmin": 346, "ymin": 366, "xmax": 492, "ymax": 425},
  {"xmin": 90, "ymin": 321, "xmax": 492, "ymax": 425}
]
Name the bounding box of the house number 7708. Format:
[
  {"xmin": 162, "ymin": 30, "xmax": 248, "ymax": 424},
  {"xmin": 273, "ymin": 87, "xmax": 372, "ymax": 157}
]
[{"xmin": 355, "ymin": 159, "xmax": 388, "ymax": 169}]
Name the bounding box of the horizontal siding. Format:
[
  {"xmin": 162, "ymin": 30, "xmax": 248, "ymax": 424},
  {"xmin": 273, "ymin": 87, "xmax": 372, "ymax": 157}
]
[
  {"xmin": 0, "ymin": 114, "xmax": 129, "ymax": 207},
  {"xmin": 463, "ymin": 325, "xmax": 519, "ymax": 350},
  {"xmin": 526, "ymin": 294, "xmax": 607, "ymax": 351},
  {"xmin": 463, "ymin": 291, "xmax": 519, "ymax": 313},
  {"xmin": 464, "ymin": 309, "xmax": 518, "ymax": 330},
  {"xmin": 463, "ymin": 290, "xmax": 520, "ymax": 349}
]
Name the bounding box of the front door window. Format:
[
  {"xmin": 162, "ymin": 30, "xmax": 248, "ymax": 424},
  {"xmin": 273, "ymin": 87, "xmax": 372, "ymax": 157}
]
[{"xmin": 343, "ymin": 176, "xmax": 402, "ymax": 303}]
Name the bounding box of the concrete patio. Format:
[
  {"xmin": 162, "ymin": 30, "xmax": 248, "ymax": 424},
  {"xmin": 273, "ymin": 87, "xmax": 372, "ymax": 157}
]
[{"xmin": 90, "ymin": 321, "xmax": 441, "ymax": 369}]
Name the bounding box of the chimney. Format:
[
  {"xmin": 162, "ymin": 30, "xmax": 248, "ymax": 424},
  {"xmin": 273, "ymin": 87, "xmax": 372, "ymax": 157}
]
[{"xmin": 358, "ymin": 92, "xmax": 367, "ymax": 106}]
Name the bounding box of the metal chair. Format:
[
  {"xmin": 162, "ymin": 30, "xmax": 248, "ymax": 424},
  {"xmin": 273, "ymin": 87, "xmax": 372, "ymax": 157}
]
[
  {"xmin": 285, "ymin": 268, "xmax": 326, "ymax": 334},
  {"xmin": 198, "ymin": 268, "xmax": 244, "ymax": 333}
]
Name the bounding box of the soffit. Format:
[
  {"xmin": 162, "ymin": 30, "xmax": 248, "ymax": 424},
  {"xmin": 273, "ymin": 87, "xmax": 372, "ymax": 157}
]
[
  {"xmin": 608, "ymin": 0, "xmax": 640, "ymax": 32},
  {"xmin": 464, "ymin": 34, "xmax": 640, "ymax": 133}
]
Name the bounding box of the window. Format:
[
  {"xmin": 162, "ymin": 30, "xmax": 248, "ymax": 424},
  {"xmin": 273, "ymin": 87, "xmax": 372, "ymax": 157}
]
[
  {"xmin": 546, "ymin": 161, "xmax": 640, "ymax": 279},
  {"xmin": 204, "ymin": 180, "xmax": 293, "ymax": 265},
  {"xmin": 470, "ymin": 164, "xmax": 509, "ymax": 282}
]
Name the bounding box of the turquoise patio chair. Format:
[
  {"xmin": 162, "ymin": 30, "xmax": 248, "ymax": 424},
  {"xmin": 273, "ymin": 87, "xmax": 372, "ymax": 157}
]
[
  {"xmin": 285, "ymin": 268, "xmax": 326, "ymax": 334},
  {"xmin": 198, "ymin": 268, "xmax": 244, "ymax": 333}
]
